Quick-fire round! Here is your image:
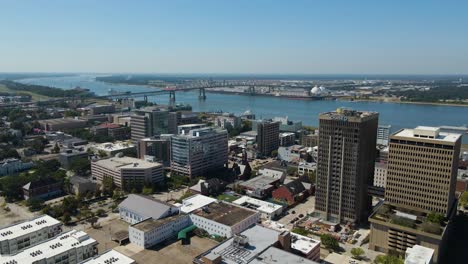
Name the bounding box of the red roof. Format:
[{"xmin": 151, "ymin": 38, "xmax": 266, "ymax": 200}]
[{"xmin": 97, "ymin": 123, "xmax": 120, "ymax": 129}]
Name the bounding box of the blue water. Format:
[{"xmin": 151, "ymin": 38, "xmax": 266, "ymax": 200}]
[{"xmin": 18, "ymin": 75, "xmax": 467, "ymax": 136}]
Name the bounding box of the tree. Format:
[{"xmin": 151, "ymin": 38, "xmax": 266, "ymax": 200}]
[
  {"xmin": 351, "ymin": 247, "xmax": 365, "ymax": 260},
  {"xmin": 271, "ymin": 150, "xmax": 278, "ymax": 157},
  {"xmin": 27, "ymin": 198, "xmax": 45, "ymax": 212},
  {"xmin": 62, "ymin": 212, "xmax": 72, "ymax": 225},
  {"xmin": 102, "ymin": 177, "xmax": 115, "ymax": 196},
  {"xmin": 30, "ymin": 139, "xmax": 46, "ymax": 153},
  {"xmin": 52, "ymin": 142, "xmax": 60, "ymax": 153},
  {"xmin": 320, "ymin": 234, "xmax": 339, "ymax": 251},
  {"xmin": 97, "ymin": 150, "xmax": 108, "ymax": 158},
  {"xmin": 426, "ymin": 212, "xmax": 444, "ymax": 225},
  {"xmin": 96, "ymin": 209, "xmax": 106, "ymax": 217},
  {"xmin": 87, "ymin": 216, "xmax": 98, "ymax": 228},
  {"xmin": 70, "ymin": 158, "xmax": 91, "ymax": 176},
  {"xmin": 142, "ymin": 186, "xmax": 153, "ymax": 195},
  {"xmin": 291, "ymin": 227, "xmax": 309, "ymax": 236},
  {"xmin": 461, "ymin": 191, "xmax": 468, "ymax": 206},
  {"xmin": 374, "ymin": 254, "xmax": 404, "ymax": 264},
  {"xmin": 94, "ymin": 187, "xmax": 102, "ymax": 198}
]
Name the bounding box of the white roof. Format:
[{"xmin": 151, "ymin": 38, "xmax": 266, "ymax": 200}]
[
  {"xmin": 180, "ymin": 194, "xmax": 217, "ymax": 214},
  {"xmin": 405, "ymin": 245, "xmax": 434, "ymax": 264},
  {"xmin": 393, "ymin": 127, "xmax": 461, "ymax": 143},
  {"xmin": 0, "ymin": 215, "xmax": 61, "ymax": 242},
  {"xmin": 0, "ymin": 230, "xmax": 97, "ymax": 263},
  {"xmin": 93, "ymin": 141, "xmax": 135, "ymax": 152},
  {"xmin": 233, "ymin": 196, "xmax": 282, "ymax": 214},
  {"xmin": 94, "ymin": 156, "xmax": 162, "ymax": 170},
  {"xmin": 291, "ymin": 233, "xmax": 320, "ymax": 255},
  {"xmin": 81, "ymin": 250, "xmax": 135, "ymax": 264}
]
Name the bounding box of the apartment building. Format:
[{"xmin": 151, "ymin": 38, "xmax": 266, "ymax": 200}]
[
  {"xmin": 256, "ymin": 120, "xmax": 280, "ymax": 157},
  {"xmin": 131, "ymin": 107, "xmax": 169, "ymax": 140},
  {"xmin": 315, "ymin": 108, "xmax": 379, "ymax": 224}
]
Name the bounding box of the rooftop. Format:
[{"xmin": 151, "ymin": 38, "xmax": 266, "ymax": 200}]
[
  {"xmin": 119, "ymin": 194, "xmax": 174, "ymax": 220},
  {"xmin": 0, "ymin": 215, "xmax": 61, "ymax": 242},
  {"xmin": 81, "ymin": 249, "xmax": 135, "ymax": 264},
  {"xmin": 93, "ymin": 141, "xmax": 135, "ymax": 151},
  {"xmin": 38, "ymin": 118, "xmax": 86, "ymax": 125},
  {"xmin": 392, "ymin": 126, "xmax": 461, "ymax": 143},
  {"xmin": 0, "ymin": 230, "xmax": 97, "ymax": 263},
  {"xmin": 250, "ymin": 246, "xmax": 318, "ymax": 264},
  {"xmin": 405, "ymin": 245, "xmax": 434, "ymax": 264},
  {"xmin": 193, "ymin": 201, "xmax": 257, "ymax": 226},
  {"xmin": 131, "ymin": 214, "xmax": 186, "ymax": 233},
  {"xmin": 180, "ymin": 194, "xmax": 217, "ymax": 214},
  {"xmin": 319, "ymin": 108, "xmax": 378, "ymax": 121},
  {"xmin": 240, "ymin": 175, "xmax": 279, "ymax": 190},
  {"xmin": 94, "ymin": 156, "xmax": 162, "ymax": 171},
  {"xmin": 233, "ymin": 196, "xmax": 283, "ymax": 214},
  {"xmin": 291, "ymin": 233, "xmax": 320, "ymax": 255}
]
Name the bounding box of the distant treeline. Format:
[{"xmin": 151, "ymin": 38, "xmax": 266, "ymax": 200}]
[
  {"xmin": 0, "ymin": 73, "xmax": 73, "ymax": 80},
  {"xmin": 96, "ymin": 75, "xmax": 189, "ymax": 85},
  {"xmin": 0, "ymin": 80, "xmax": 92, "ymax": 98},
  {"xmin": 378, "ymin": 85, "xmax": 468, "ymax": 103}
]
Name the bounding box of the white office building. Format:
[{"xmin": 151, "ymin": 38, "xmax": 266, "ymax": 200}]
[
  {"xmin": 298, "ymin": 161, "xmax": 316, "ymax": 176},
  {"xmin": 0, "ymin": 215, "xmax": 62, "ymax": 255},
  {"xmin": 377, "ymin": 125, "xmax": 391, "ymax": 146},
  {"xmin": 0, "ymin": 230, "xmax": 98, "ymax": 264},
  {"xmin": 189, "ymin": 201, "xmax": 260, "ymax": 238},
  {"xmin": 374, "ymin": 162, "xmax": 388, "ymax": 188},
  {"xmin": 233, "ymin": 196, "xmax": 283, "ymax": 220},
  {"xmin": 129, "ymin": 214, "xmax": 190, "ymax": 248}
]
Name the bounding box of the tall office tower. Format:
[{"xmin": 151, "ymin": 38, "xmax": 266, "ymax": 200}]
[
  {"xmin": 385, "ymin": 126, "xmax": 461, "ymax": 216},
  {"xmin": 137, "ymin": 134, "xmax": 173, "ymax": 166},
  {"xmin": 369, "ymin": 126, "xmax": 461, "ymax": 263},
  {"xmin": 315, "ymin": 108, "xmax": 379, "ymax": 224},
  {"xmin": 377, "ymin": 125, "xmax": 391, "ymax": 146},
  {"xmin": 256, "ymin": 120, "xmax": 280, "ymax": 157},
  {"xmin": 168, "ymin": 111, "xmax": 200, "ymax": 134},
  {"xmin": 131, "ymin": 107, "xmax": 169, "ymax": 140},
  {"xmin": 171, "ymin": 127, "xmax": 228, "ymax": 178}
]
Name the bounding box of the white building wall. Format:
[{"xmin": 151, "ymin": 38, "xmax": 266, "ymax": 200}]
[
  {"xmin": 374, "ymin": 163, "xmax": 388, "ymax": 188},
  {"xmin": 231, "ymin": 212, "xmax": 261, "ymax": 235},
  {"xmin": 129, "ymin": 215, "xmax": 190, "ymax": 248},
  {"xmin": 189, "ymin": 214, "xmax": 232, "ymax": 238}
]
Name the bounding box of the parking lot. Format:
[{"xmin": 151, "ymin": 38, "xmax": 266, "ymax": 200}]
[
  {"xmin": 278, "ymin": 196, "xmax": 315, "ymax": 228},
  {"xmin": 83, "ymin": 216, "xmax": 129, "ymax": 252}
]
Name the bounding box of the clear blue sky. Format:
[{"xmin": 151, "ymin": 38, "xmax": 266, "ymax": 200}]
[{"xmin": 0, "ymin": 0, "xmax": 467, "ymax": 74}]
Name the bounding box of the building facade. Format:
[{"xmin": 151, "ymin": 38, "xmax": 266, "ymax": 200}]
[
  {"xmin": 137, "ymin": 135, "xmax": 172, "ymax": 166},
  {"xmin": 91, "ymin": 156, "xmax": 164, "ymax": 190},
  {"xmin": 129, "ymin": 215, "xmax": 190, "ymax": 248},
  {"xmin": 171, "ymin": 127, "xmax": 228, "ymax": 178},
  {"xmin": 315, "ymin": 108, "xmax": 378, "ymax": 224},
  {"xmin": 256, "ymin": 120, "xmax": 280, "ymax": 157},
  {"xmin": 373, "ymin": 162, "xmax": 388, "ymax": 188},
  {"xmin": 131, "ymin": 107, "xmax": 169, "ymax": 140},
  {"xmin": 377, "ymin": 125, "xmax": 391, "ymax": 146}
]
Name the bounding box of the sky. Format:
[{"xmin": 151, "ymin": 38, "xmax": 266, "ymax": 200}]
[{"xmin": 0, "ymin": 0, "xmax": 467, "ymax": 74}]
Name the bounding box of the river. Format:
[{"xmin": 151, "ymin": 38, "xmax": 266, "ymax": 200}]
[{"xmin": 17, "ymin": 75, "xmax": 467, "ymax": 140}]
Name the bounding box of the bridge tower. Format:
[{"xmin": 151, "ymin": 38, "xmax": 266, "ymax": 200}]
[
  {"xmin": 248, "ymin": 85, "xmax": 256, "ymax": 95},
  {"xmin": 169, "ymin": 90, "xmax": 176, "ymax": 104},
  {"xmin": 199, "ymin": 88, "xmax": 206, "ymax": 100},
  {"xmin": 143, "ymin": 95, "xmax": 148, "ymax": 103}
]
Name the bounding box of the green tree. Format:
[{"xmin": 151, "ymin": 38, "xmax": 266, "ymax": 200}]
[
  {"xmin": 96, "ymin": 209, "xmax": 106, "ymax": 217},
  {"xmin": 62, "ymin": 212, "xmax": 72, "ymax": 225},
  {"xmin": 271, "ymin": 150, "xmax": 278, "ymax": 157},
  {"xmin": 320, "ymin": 234, "xmax": 339, "ymax": 251},
  {"xmin": 291, "ymin": 227, "xmax": 309, "ymax": 236},
  {"xmin": 30, "ymin": 139, "xmax": 46, "ymax": 153},
  {"xmin": 97, "ymin": 150, "xmax": 108, "ymax": 158},
  {"xmin": 461, "ymin": 191, "xmax": 468, "ymax": 206},
  {"xmin": 142, "ymin": 186, "xmax": 153, "ymax": 195},
  {"xmin": 102, "ymin": 177, "xmax": 115, "ymax": 196},
  {"xmin": 70, "ymin": 158, "xmax": 91, "ymax": 176},
  {"xmin": 351, "ymin": 247, "xmax": 365, "ymax": 260},
  {"xmin": 426, "ymin": 212, "xmax": 444, "ymax": 225},
  {"xmin": 27, "ymin": 198, "xmax": 45, "ymax": 212},
  {"xmin": 374, "ymin": 254, "xmax": 404, "ymax": 264},
  {"xmin": 52, "ymin": 142, "xmax": 61, "ymax": 153}
]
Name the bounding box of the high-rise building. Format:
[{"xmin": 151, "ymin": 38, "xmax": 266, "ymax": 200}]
[
  {"xmin": 257, "ymin": 120, "xmax": 280, "ymax": 157},
  {"xmin": 377, "ymin": 125, "xmax": 391, "ymax": 146},
  {"xmin": 171, "ymin": 127, "xmax": 228, "ymax": 178},
  {"xmin": 137, "ymin": 134, "xmax": 173, "ymax": 166},
  {"xmin": 131, "ymin": 107, "xmax": 169, "ymax": 140},
  {"xmin": 168, "ymin": 111, "xmax": 200, "ymax": 134},
  {"xmin": 384, "ymin": 126, "xmax": 461, "ymax": 216},
  {"xmin": 315, "ymin": 108, "xmax": 379, "ymax": 224},
  {"xmin": 369, "ymin": 126, "xmax": 462, "ymax": 263}
]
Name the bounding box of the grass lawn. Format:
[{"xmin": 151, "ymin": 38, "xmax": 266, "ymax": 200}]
[
  {"xmin": 217, "ymin": 194, "xmax": 238, "ymax": 203},
  {"xmin": 0, "ymin": 83, "xmax": 50, "ymax": 101}
]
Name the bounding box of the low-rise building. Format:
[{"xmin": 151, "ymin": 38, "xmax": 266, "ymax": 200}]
[
  {"xmin": 179, "ymin": 194, "xmax": 217, "ymax": 214},
  {"xmin": 91, "ymin": 156, "xmax": 163, "ymax": 190},
  {"xmin": 118, "ymin": 194, "xmax": 179, "ymax": 224},
  {"xmin": 88, "ymin": 104, "xmax": 115, "ymax": 115},
  {"xmin": 298, "ymin": 161, "xmax": 316, "ymax": 176},
  {"xmin": 0, "ymin": 230, "xmax": 98, "ymax": 264},
  {"xmin": 405, "ymin": 245, "xmax": 434, "ymax": 264},
  {"xmin": 0, "ymin": 158, "xmax": 33, "ymax": 176},
  {"xmin": 0, "ymin": 215, "xmax": 62, "ymax": 255},
  {"xmin": 301, "ymin": 134, "xmax": 319, "ymax": 148},
  {"xmin": 272, "ymin": 179, "xmax": 312, "ymax": 206},
  {"xmin": 81, "ymin": 249, "xmax": 136, "ymax": 264},
  {"xmin": 129, "ymin": 214, "xmax": 190, "ymax": 248},
  {"xmin": 189, "ymin": 178, "xmax": 226, "ymax": 196},
  {"xmin": 69, "ymin": 176, "xmax": 97, "ymax": 195},
  {"xmin": 194, "ymin": 225, "xmax": 319, "ymax": 264},
  {"xmin": 91, "ymin": 141, "xmax": 136, "ymax": 157},
  {"xmin": 233, "ymin": 196, "xmax": 283, "ymax": 220},
  {"xmin": 23, "ymin": 178, "xmax": 62, "ymax": 200},
  {"xmin": 190, "ymin": 201, "xmax": 260, "ymax": 237},
  {"xmin": 239, "ymin": 175, "xmax": 280, "ymax": 199},
  {"xmin": 291, "ymin": 233, "xmax": 321, "ymax": 262},
  {"xmin": 214, "ymin": 113, "xmax": 241, "ymax": 129},
  {"xmin": 38, "ymin": 118, "xmax": 87, "ymax": 131},
  {"xmin": 91, "ymin": 123, "xmax": 128, "ymax": 140},
  {"xmin": 59, "ymin": 149, "xmax": 88, "ymax": 169},
  {"xmin": 272, "ymin": 116, "xmax": 303, "ymax": 133}
]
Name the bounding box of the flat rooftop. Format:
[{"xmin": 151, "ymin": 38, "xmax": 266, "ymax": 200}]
[
  {"xmin": 392, "ymin": 127, "xmax": 461, "ymax": 143},
  {"xmin": 233, "ymin": 196, "xmax": 282, "ymax": 214},
  {"xmin": 250, "ymin": 246, "xmax": 318, "ymax": 264},
  {"xmin": 193, "ymin": 201, "xmax": 257, "ymax": 226},
  {"xmin": 291, "ymin": 233, "xmax": 320, "ymax": 255},
  {"xmin": 131, "ymin": 214, "xmax": 186, "ymax": 233},
  {"xmin": 38, "ymin": 118, "xmax": 86, "ymax": 124},
  {"xmin": 119, "ymin": 194, "xmax": 174, "ymax": 220},
  {"xmin": 81, "ymin": 249, "xmax": 135, "ymax": 264},
  {"xmin": 180, "ymin": 194, "xmax": 217, "ymax": 214},
  {"xmin": 405, "ymin": 245, "xmax": 434, "ymax": 264},
  {"xmin": 93, "ymin": 141, "xmax": 135, "ymax": 151},
  {"xmin": 0, "ymin": 230, "xmax": 96, "ymax": 263},
  {"xmin": 240, "ymin": 175, "xmax": 278, "ymax": 190},
  {"xmin": 0, "ymin": 215, "xmax": 61, "ymax": 242},
  {"xmin": 94, "ymin": 156, "xmax": 162, "ymax": 170}
]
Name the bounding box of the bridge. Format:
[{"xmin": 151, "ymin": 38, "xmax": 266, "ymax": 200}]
[{"xmin": 97, "ymin": 81, "xmax": 316, "ymax": 104}]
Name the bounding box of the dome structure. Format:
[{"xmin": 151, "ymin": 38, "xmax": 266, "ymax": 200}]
[{"xmin": 311, "ymin": 86, "xmax": 321, "ymax": 94}]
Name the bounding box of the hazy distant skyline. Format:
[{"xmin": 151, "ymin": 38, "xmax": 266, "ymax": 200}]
[{"xmin": 1, "ymin": 0, "xmax": 467, "ymax": 74}]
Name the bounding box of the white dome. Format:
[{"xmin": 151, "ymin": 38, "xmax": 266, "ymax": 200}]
[{"xmin": 311, "ymin": 86, "xmax": 321, "ymax": 94}]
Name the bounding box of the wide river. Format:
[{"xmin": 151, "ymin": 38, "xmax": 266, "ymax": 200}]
[{"xmin": 18, "ymin": 75, "xmax": 467, "ymax": 138}]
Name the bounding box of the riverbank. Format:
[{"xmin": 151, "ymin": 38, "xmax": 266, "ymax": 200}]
[{"xmin": 349, "ymin": 98, "xmax": 468, "ymax": 107}]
